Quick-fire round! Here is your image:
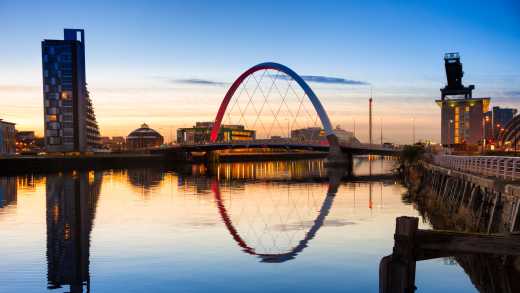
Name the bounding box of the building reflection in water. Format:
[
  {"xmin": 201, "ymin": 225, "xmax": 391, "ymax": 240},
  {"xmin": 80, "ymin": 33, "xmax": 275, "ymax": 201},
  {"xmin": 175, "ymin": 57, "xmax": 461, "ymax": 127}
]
[
  {"xmin": 127, "ymin": 168, "xmax": 165, "ymax": 196},
  {"xmin": 0, "ymin": 176, "xmax": 17, "ymax": 208},
  {"xmin": 46, "ymin": 171, "xmax": 102, "ymax": 293}
]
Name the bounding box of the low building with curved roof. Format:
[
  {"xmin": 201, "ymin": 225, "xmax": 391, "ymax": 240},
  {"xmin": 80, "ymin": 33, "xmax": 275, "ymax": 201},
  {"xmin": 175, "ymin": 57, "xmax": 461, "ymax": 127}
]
[{"xmin": 126, "ymin": 123, "xmax": 164, "ymax": 150}]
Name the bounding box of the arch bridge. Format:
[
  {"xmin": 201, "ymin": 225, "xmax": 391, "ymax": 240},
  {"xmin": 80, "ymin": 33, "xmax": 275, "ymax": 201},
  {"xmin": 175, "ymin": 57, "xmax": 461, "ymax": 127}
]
[{"xmin": 159, "ymin": 62, "xmax": 400, "ymax": 165}]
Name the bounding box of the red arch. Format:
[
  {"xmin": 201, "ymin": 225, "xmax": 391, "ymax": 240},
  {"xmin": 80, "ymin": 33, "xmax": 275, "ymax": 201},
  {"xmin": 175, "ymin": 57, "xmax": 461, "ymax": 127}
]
[{"xmin": 210, "ymin": 62, "xmax": 335, "ymax": 142}]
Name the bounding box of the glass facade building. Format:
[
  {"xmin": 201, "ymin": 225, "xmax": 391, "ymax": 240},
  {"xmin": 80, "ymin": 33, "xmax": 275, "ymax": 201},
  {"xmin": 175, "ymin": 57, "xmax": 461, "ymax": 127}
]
[
  {"xmin": 177, "ymin": 122, "xmax": 255, "ymax": 144},
  {"xmin": 42, "ymin": 29, "xmax": 100, "ymax": 152}
]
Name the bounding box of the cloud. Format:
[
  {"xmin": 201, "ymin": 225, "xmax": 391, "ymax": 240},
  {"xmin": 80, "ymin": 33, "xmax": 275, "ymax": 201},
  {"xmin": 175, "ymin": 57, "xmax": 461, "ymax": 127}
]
[
  {"xmin": 504, "ymin": 90, "xmax": 520, "ymax": 97},
  {"xmin": 172, "ymin": 78, "xmax": 227, "ymax": 86},
  {"xmin": 273, "ymin": 74, "xmax": 369, "ymax": 85}
]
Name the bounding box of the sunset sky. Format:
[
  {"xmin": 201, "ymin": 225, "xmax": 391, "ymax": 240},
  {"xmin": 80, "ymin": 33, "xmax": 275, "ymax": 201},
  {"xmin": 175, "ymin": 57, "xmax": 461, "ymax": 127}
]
[{"xmin": 0, "ymin": 0, "xmax": 519, "ymax": 143}]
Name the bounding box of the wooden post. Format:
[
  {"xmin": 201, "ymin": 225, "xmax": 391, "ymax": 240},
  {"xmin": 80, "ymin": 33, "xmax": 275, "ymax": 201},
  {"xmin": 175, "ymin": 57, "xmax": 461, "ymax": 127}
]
[{"xmin": 380, "ymin": 217, "xmax": 418, "ymax": 293}]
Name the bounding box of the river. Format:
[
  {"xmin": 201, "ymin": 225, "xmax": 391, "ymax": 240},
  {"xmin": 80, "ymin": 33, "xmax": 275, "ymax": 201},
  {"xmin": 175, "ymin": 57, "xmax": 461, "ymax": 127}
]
[{"xmin": 0, "ymin": 158, "xmax": 478, "ymax": 292}]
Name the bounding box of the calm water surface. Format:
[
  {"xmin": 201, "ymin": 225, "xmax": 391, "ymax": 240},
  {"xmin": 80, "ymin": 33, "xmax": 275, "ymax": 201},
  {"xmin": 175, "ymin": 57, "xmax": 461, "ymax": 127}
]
[{"xmin": 0, "ymin": 159, "xmax": 476, "ymax": 292}]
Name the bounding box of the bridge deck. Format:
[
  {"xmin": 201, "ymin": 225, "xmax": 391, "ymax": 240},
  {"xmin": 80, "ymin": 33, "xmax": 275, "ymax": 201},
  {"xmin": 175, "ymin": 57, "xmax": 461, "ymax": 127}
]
[{"xmin": 158, "ymin": 140, "xmax": 400, "ymax": 156}]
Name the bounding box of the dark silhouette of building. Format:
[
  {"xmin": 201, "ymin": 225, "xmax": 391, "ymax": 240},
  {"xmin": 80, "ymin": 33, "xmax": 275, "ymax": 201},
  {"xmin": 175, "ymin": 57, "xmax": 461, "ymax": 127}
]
[
  {"xmin": 42, "ymin": 29, "xmax": 100, "ymax": 152},
  {"xmin": 440, "ymin": 52, "xmax": 475, "ymax": 100},
  {"xmin": 436, "ymin": 53, "xmax": 489, "ymax": 146},
  {"xmin": 126, "ymin": 123, "xmax": 164, "ymax": 149},
  {"xmin": 46, "ymin": 171, "xmax": 102, "ymax": 293}
]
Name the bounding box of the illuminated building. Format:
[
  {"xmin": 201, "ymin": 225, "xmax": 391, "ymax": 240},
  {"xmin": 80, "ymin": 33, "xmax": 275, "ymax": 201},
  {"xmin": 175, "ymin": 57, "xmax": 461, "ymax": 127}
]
[
  {"xmin": 492, "ymin": 106, "xmax": 517, "ymax": 138},
  {"xmin": 126, "ymin": 123, "xmax": 164, "ymax": 149},
  {"xmin": 100, "ymin": 136, "xmax": 126, "ymax": 151},
  {"xmin": 42, "ymin": 29, "xmax": 100, "ymax": 152},
  {"xmin": 15, "ymin": 130, "xmax": 36, "ymax": 153},
  {"xmin": 177, "ymin": 122, "xmax": 255, "ymax": 144},
  {"xmin": 436, "ymin": 53, "xmax": 489, "ymax": 146},
  {"xmin": 0, "ymin": 119, "xmax": 16, "ymax": 155}
]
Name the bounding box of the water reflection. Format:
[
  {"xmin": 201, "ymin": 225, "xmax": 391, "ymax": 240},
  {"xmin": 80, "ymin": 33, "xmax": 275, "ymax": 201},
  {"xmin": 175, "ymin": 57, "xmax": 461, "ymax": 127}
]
[
  {"xmin": 46, "ymin": 171, "xmax": 102, "ymax": 293},
  {"xmin": 211, "ymin": 167, "xmax": 346, "ymax": 263},
  {"xmin": 0, "ymin": 177, "xmax": 16, "ymax": 208},
  {"xmin": 2, "ymin": 158, "xmax": 447, "ymax": 293}
]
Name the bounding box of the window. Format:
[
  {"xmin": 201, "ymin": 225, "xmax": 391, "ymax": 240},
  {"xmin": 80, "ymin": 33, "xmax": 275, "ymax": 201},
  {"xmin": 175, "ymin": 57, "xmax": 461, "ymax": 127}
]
[
  {"xmin": 63, "ymin": 128, "xmax": 74, "ymax": 136},
  {"xmin": 47, "ymin": 114, "xmax": 57, "ymax": 122},
  {"xmin": 63, "ymin": 137, "xmax": 74, "ymax": 143},
  {"xmin": 48, "ymin": 137, "xmax": 61, "ymax": 145},
  {"xmin": 46, "ymin": 130, "xmax": 58, "ymax": 136},
  {"xmin": 62, "ymin": 114, "xmax": 73, "ymax": 122},
  {"xmin": 61, "ymin": 91, "xmax": 72, "ymax": 100},
  {"xmin": 48, "ymin": 122, "xmax": 60, "ymax": 130}
]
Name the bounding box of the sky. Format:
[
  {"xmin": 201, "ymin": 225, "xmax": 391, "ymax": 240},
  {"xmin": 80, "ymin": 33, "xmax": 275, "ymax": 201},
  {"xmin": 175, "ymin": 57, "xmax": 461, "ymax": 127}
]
[{"xmin": 0, "ymin": 0, "xmax": 519, "ymax": 143}]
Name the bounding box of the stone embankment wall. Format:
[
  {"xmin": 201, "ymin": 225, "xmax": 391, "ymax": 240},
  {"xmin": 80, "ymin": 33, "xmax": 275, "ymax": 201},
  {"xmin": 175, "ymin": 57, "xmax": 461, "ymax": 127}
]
[
  {"xmin": 403, "ymin": 163, "xmax": 520, "ymax": 293},
  {"xmin": 407, "ymin": 163, "xmax": 520, "ymax": 233}
]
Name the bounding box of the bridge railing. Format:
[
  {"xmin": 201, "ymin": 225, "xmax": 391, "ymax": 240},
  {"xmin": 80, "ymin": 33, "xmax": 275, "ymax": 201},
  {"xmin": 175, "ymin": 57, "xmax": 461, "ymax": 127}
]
[
  {"xmin": 433, "ymin": 155, "xmax": 520, "ymax": 180},
  {"xmin": 180, "ymin": 139, "xmax": 401, "ymax": 149}
]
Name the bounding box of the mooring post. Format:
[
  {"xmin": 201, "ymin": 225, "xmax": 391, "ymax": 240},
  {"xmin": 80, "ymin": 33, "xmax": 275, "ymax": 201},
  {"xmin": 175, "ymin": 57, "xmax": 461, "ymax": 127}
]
[{"xmin": 380, "ymin": 216, "xmax": 418, "ymax": 293}]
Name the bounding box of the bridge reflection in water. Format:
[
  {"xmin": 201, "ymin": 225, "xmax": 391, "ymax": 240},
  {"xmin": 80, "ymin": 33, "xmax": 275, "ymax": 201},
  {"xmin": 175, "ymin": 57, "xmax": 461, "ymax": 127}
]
[
  {"xmin": 1, "ymin": 158, "xmax": 516, "ymax": 292},
  {"xmin": 211, "ymin": 166, "xmax": 346, "ymax": 263}
]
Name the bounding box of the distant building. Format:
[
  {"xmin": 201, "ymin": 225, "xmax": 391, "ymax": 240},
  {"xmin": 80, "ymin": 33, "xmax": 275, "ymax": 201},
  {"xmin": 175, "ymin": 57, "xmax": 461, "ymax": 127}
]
[
  {"xmin": 177, "ymin": 122, "xmax": 255, "ymax": 144},
  {"xmin": 127, "ymin": 123, "xmax": 164, "ymax": 149},
  {"xmin": 492, "ymin": 106, "xmax": 517, "ymax": 138},
  {"xmin": 15, "ymin": 131, "xmax": 36, "ymax": 153},
  {"xmin": 436, "ymin": 53, "xmax": 489, "ymax": 146},
  {"xmin": 42, "ymin": 29, "xmax": 100, "ymax": 152},
  {"xmin": 334, "ymin": 126, "xmax": 360, "ymax": 145},
  {"xmin": 291, "ymin": 126, "xmax": 359, "ymax": 144},
  {"xmin": 100, "ymin": 136, "xmax": 126, "ymax": 151},
  {"xmin": 291, "ymin": 127, "xmax": 323, "ymax": 141},
  {"xmin": 0, "ymin": 119, "xmax": 16, "ymax": 155}
]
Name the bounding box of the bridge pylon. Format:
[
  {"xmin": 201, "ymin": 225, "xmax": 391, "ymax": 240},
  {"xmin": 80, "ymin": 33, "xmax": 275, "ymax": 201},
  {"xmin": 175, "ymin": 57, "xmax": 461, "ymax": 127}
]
[{"xmin": 325, "ymin": 134, "xmax": 353, "ymax": 175}]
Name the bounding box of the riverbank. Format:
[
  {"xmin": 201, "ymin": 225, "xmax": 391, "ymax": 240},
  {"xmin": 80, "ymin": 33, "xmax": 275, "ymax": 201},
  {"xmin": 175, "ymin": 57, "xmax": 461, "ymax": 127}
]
[
  {"xmin": 402, "ymin": 162, "xmax": 520, "ymax": 292},
  {"xmin": 0, "ymin": 151, "xmax": 330, "ymax": 175},
  {"xmin": 0, "ymin": 154, "xmax": 169, "ymax": 175}
]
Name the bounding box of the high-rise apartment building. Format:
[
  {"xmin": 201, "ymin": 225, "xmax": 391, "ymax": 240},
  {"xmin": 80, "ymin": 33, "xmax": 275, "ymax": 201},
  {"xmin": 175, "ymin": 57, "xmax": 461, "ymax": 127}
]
[{"xmin": 42, "ymin": 29, "xmax": 100, "ymax": 152}]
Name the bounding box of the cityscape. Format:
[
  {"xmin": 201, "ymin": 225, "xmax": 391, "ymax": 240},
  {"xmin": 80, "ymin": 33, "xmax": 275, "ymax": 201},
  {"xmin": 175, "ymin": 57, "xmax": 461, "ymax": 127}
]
[{"xmin": 1, "ymin": 1, "xmax": 519, "ymax": 293}]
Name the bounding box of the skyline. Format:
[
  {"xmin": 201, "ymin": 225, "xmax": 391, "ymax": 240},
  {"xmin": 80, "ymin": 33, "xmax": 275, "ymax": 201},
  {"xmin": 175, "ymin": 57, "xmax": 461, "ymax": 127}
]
[{"xmin": 1, "ymin": 1, "xmax": 520, "ymax": 143}]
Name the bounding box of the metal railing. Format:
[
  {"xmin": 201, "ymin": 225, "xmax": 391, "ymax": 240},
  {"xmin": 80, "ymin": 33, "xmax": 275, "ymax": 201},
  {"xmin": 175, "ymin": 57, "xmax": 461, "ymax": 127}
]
[{"xmin": 434, "ymin": 155, "xmax": 520, "ymax": 180}]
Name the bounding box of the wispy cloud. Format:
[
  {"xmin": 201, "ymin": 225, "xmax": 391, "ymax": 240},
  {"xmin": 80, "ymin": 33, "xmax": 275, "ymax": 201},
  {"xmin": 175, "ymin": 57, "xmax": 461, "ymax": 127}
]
[
  {"xmin": 273, "ymin": 74, "xmax": 369, "ymax": 85},
  {"xmin": 172, "ymin": 78, "xmax": 227, "ymax": 86},
  {"xmin": 504, "ymin": 90, "xmax": 520, "ymax": 97}
]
